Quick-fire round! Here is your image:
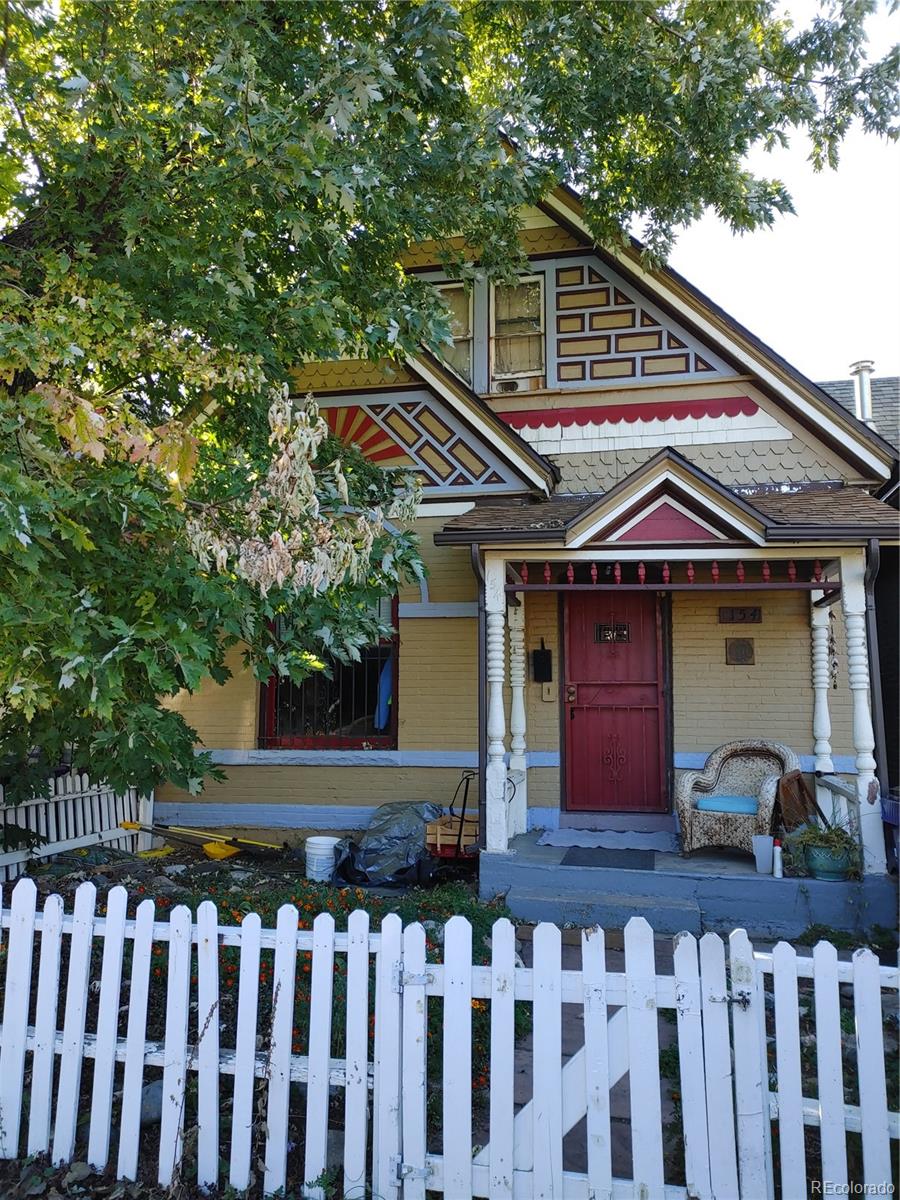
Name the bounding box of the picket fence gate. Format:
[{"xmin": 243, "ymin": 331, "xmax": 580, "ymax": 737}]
[
  {"xmin": 0, "ymin": 773, "xmax": 152, "ymax": 882},
  {"xmin": 0, "ymin": 877, "xmax": 897, "ymax": 1199}
]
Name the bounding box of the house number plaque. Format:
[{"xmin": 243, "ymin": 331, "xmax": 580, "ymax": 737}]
[{"xmin": 718, "ymin": 606, "xmax": 762, "ymax": 624}]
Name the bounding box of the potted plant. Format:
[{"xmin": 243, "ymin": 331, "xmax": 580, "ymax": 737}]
[{"xmin": 789, "ymin": 823, "xmax": 860, "ymax": 881}]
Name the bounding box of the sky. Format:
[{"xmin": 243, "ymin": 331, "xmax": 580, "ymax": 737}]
[{"xmin": 667, "ymin": 1, "xmax": 899, "ymax": 385}]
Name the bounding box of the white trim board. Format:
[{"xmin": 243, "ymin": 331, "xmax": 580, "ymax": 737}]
[{"xmin": 417, "ymin": 501, "xmax": 475, "ymax": 517}]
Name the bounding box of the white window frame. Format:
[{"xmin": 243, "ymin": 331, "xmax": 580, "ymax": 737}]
[
  {"xmin": 435, "ymin": 281, "xmax": 474, "ymax": 386},
  {"xmin": 490, "ymin": 273, "xmax": 546, "ymax": 381}
]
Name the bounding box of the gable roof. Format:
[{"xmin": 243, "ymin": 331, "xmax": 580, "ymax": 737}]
[
  {"xmin": 818, "ymin": 376, "xmax": 899, "ymax": 452},
  {"xmin": 292, "ymin": 351, "xmax": 558, "ymax": 496},
  {"xmin": 435, "ymin": 448, "xmax": 899, "ymax": 546},
  {"xmin": 538, "ymin": 186, "xmax": 898, "ymax": 481},
  {"xmin": 562, "ymin": 448, "xmax": 769, "ymax": 546}
]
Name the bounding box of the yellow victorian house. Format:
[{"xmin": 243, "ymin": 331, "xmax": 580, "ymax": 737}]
[{"xmin": 158, "ymin": 184, "xmax": 899, "ymax": 934}]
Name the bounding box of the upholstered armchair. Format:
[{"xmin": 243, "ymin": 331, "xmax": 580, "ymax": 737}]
[{"xmin": 675, "ymin": 739, "xmax": 801, "ymax": 855}]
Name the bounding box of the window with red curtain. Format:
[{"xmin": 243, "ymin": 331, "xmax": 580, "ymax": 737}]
[{"xmin": 258, "ymin": 599, "xmax": 398, "ymax": 749}]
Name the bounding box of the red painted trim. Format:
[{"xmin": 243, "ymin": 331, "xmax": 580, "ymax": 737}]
[
  {"xmin": 263, "ymin": 734, "xmax": 396, "ymax": 749},
  {"xmin": 497, "ymin": 396, "xmax": 758, "ymax": 431},
  {"xmin": 615, "ymin": 502, "xmax": 720, "ymax": 543}
]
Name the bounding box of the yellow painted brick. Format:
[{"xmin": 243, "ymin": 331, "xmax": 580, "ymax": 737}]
[
  {"xmin": 399, "ymin": 517, "xmax": 476, "ymax": 604},
  {"xmin": 672, "ymin": 590, "xmax": 853, "ymax": 758},
  {"xmin": 159, "ymin": 765, "xmax": 476, "ymax": 813}
]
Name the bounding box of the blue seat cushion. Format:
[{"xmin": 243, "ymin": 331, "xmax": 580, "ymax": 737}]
[{"xmin": 695, "ymin": 794, "xmax": 758, "ymax": 815}]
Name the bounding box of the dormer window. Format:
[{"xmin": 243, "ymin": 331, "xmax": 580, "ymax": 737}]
[
  {"xmin": 491, "ymin": 276, "xmax": 544, "ymax": 381},
  {"xmin": 436, "ymin": 283, "xmax": 473, "ymax": 385}
]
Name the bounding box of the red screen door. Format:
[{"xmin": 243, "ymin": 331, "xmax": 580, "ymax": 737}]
[{"xmin": 564, "ymin": 591, "xmax": 667, "ymax": 812}]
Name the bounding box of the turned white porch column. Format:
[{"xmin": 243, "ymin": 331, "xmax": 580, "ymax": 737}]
[
  {"xmin": 840, "ymin": 551, "xmax": 886, "ymax": 874},
  {"xmin": 507, "ymin": 596, "xmax": 528, "ymax": 836},
  {"xmin": 484, "ymin": 556, "xmax": 509, "ymax": 852},
  {"xmin": 810, "ymin": 592, "xmax": 834, "ymax": 776}
]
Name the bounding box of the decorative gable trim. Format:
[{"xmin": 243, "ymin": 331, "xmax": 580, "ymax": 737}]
[
  {"xmin": 566, "ymin": 448, "xmax": 769, "ymax": 547},
  {"xmin": 550, "ymin": 252, "xmax": 731, "ymax": 387},
  {"xmin": 608, "ymin": 496, "xmax": 728, "ymax": 543},
  {"xmin": 317, "ymin": 388, "xmax": 536, "ymax": 495},
  {"xmin": 408, "ymin": 352, "xmax": 555, "ymax": 494},
  {"xmin": 539, "ymin": 190, "xmax": 895, "ymax": 480}
]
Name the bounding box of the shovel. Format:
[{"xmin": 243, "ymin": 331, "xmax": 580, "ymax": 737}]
[{"xmin": 121, "ymin": 821, "xmax": 289, "ymax": 861}]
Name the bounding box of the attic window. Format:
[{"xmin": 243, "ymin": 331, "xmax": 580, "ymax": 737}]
[
  {"xmin": 436, "ymin": 283, "xmax": 473, "ymax": 385},
  {"xmin": 491, "ymin": 276, "xmax": 544, "ymax": 379}
]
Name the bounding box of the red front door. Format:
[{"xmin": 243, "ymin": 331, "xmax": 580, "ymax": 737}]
[{"xmin": 564, "ymin": 592, "xmax": 667, "ymax": 812}]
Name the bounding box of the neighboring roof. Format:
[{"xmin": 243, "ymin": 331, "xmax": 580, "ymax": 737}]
[{"xmin": 817, "ymin": 377, "xmax": 900, "ymax": 452}]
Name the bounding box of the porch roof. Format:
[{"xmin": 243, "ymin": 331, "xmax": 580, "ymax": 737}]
[{"xmin": 435, "ymin": 465, "xmax": 899, "ymax": 546}]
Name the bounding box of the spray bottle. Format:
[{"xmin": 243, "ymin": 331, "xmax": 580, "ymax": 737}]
[{"xmin": 772, "ymin": 838, "xmax": 783, "ymax": 879}]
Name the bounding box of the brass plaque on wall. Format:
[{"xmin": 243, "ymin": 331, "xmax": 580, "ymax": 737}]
[{"xmin": 725, "ymin": 638, "xmax": 755, "ymax": 666}]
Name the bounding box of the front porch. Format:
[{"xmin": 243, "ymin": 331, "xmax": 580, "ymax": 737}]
[
  {"xmin": 477, "ymin": 545, "xmax": 887, "ymax": 871},
  {"xmin": 472, "ymin": 535, "xmax": 897, "ymax": 883},
  {"xmin": 479, "ymin": 832, "xmax": 898, "ymax": 937}
]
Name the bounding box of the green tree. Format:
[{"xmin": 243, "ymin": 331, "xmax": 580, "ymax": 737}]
[{"xmin": 0, "ymin": 0, "xmax": 895, "ymax": 802}]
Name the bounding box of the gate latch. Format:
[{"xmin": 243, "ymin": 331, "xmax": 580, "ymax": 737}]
[
  {"xmin": 392, "ymin": 1156, "xmax": 431, "ymax": 1183},
  {"xmin": 708, "ymin": 990, "xmax": 751, "ymax": 1010},
  {"xmin": 391, "ymin": 961, "xmax": 432, "ymax": 993}
]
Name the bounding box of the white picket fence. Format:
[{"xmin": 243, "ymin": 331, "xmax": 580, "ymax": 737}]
[
  {"xmin": 0, "ymin": 878, "xmax": 896, "ymax": 1198},
  {"xmin": 0, "ymin": 773, "xmax": 151, "ymax": 882}
]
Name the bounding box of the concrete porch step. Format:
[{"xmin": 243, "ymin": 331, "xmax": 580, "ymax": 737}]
[
  {"xmin": 480, "ymin": 838, "xmax": 899, "ymax": 937},
  {"xmin": 505, "ymin": 886, "xmax": 702, "ymax": 935}
]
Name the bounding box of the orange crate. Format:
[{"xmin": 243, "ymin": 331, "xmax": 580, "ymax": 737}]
[{"xmin": 426, "ymin": 814, "xmax": 479, "ymax": 858}]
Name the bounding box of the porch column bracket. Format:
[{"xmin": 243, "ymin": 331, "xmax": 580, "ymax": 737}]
[
  {"xmin": 810, "ymin": 592, "xmax": 834, "ymax": 776},
  {"xmin": 840, "ymin": 553, "xmax": 886, "ymax": 875},
  {"xmin": 507, "ymin": 597, "xmax": 528, "ymax": 835},
  {"xmin": 484, "ymin": 558, "xmax": 509, "ymax": 853}
]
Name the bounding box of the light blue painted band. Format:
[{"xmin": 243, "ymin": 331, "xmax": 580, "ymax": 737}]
[
  {"xmin": 155, "ymin": 801, "xmax": 558, "ymax": 831},
  {"xmin": 206, "ymin": 749, "xmax": 477, "ymax": 767},
  {"xmin": 203, "ymin": 748, "xmax": 856, "ymax": 774},
  {"xmin": 204, "ymin": 749, "xmax": 560, "ymax": 768},
  {"xmin": 397, "ymin": 602, "xmax": 477, "ymax": 618},
  {"xmin": 527, "ymin": 808, "xmax": 561, "ymax": 831},
  {"xmin": 154, "ymin": 803, "xmax": 378, "ymax": 830},
  {"xmin": 673, "ymin": 752, "xmax": 857, "ymax": 774}
]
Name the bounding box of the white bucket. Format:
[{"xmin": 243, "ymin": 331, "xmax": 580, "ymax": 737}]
[{"xmin": 305, "ymin": 835, "xmax": 340, "ymax": 883}]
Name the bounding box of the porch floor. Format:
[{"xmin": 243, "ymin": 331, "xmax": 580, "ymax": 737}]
[
  {"xmin": 505, "ymin": 831, "xmax": 761, "ymax": 877},
  {"xmin": 479, "ymin": 832, "xmax": 898, "ymax": 938}
]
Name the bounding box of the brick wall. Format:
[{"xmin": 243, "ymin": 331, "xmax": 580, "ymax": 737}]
[
  {"xmin": 157, "ymin": 765, "xmax": 470, "ymax": 814},
  {"xmin": 400, "ymin": 518, "xmax": 477, "ymax": 604},
  {"xmin": 672, "ymin": 590, "xmax": 854, "ymax": 759},
  {"xmin": 398, "ymin": 618, "xmax": 477, "ymax": 750}
]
